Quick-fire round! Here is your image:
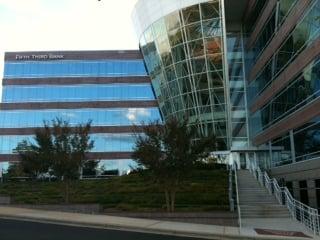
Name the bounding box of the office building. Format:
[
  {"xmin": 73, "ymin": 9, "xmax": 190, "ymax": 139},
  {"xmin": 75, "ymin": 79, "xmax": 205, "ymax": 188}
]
[
  {"xmin": 132, "ymin": 0, "xmax": 320, "ymax": 209},
  {"xmin": 0, "ymin": 50, "xmax": 161, "ymax": 176}
]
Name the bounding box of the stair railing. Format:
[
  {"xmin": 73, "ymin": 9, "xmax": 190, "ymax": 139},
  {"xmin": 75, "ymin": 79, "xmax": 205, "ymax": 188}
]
[
  {"xmin": 228, "ymin": 167, "xmax": 235, "ymax": 212},
  {"xmin": 249, "ymin": 162, "xmax": 320, "ymax": 236},
  {"xmin": 230, "ymin": 163, "xmax": 242, "ymax": 232}
]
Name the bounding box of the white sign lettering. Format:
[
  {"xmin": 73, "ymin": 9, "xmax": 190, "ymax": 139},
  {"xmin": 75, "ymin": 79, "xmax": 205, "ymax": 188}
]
[{"xmin": 15, "ymin": 54, "xmax": 65, "ymax": 60}]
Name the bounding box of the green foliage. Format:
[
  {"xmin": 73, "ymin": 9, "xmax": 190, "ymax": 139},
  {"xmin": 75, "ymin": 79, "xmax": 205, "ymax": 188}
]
[
  {"xmin": 15, "ymin": 131, "xmax": 52, "ymax": 178},
  {"xmin": 14, "ymin": 118, "xmax": 94, "ymax": 203},
  {"xmin": 15, "ymin": 118, "xmax": 94, "ymax": 181},
  {"xmin": 49, "ymin": 118, "xmax": 94, "ymax": 181},
  {"xmin": 0, "ymin": 169, "xmax": 228, "ymax": 211},
  {"xmin": 6, "ymin": 163, "xmax": 25, "ymax": 178},
  {"xmin": 132, "ymin": 118, "xmax": 217, "ymax": 212},
  {"xmin": 82, "ymin": 160, "xmax": 98, "ymax": 176}
]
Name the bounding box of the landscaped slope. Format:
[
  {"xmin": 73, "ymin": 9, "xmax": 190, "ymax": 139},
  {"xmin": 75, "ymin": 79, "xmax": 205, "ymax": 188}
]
[{"xmin": 0, "ymin": 169, "xmax": 228, "ymax": 212}]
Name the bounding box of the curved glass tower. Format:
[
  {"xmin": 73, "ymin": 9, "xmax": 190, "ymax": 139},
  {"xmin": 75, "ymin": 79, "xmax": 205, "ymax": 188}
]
[
  {"xmin": 133, "ymin": 0, "xmax": 320, "ymax": 190},
  {"xmin": 133, "ymin": 0, "xmax": 244, "ymax": 151}
]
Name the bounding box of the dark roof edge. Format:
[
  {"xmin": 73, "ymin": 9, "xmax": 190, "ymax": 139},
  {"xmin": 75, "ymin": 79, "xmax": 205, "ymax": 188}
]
[{"xmin": 5, "ymin": 50, "xmax": 143, "ymax": 61}]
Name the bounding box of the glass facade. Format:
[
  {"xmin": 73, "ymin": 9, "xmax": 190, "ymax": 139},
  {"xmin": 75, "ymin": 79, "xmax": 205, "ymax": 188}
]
[
  {"xmin": 252, "ymin": 8, "xmax": 276, "ymax": 63},
  {"xmin": 139, "ymin": 0, "xmax": 231, "ymax": 150},
  {"xmin": 2, "ymin": 84, "xmax": 155, "ymax": 103},
  {"xmin": 4, "ymin": 60, "xmax": 147, "ymax": 78},
  {"xmin": 250, "ymin": 56, "xmax": 320, "ymax": 137},
  {"xmin": 0, "ymin": 134, "xmax": 137, "ymax": 154},
  {"xmin": 0, "ymin": 52, "xmax": 160, "ymax": 176},
  {"xmin": 0, "ymin": 108, "xmax": 160, "ymax": 128},
  {"xmin": 97, "ymin": 159, "xmax": 139, "ymax": 176},
  {"xmin": 248, "ymin": 0, "xmax": 320, "ymax": 101},
  {"xmin": 268, "ymin": 116, "xmax": 320, "ymax": 167},
  {"xmin": 227, "ymin": 33, "xmax": 249, "ymax": 149},
  {"xmin": 250, "ymin": 0, "xmax": 298, "ymax": 64},
  {"xmin": 245, "ymin": 0, "xmax": 320, "ymax": 170},
  {"xmin": 244, "ymin": 0, "xmax": 267, "ymax": 34},
  {"xmin": 132, "ymin": 0, "xmax": 320, "ymax": 209}
]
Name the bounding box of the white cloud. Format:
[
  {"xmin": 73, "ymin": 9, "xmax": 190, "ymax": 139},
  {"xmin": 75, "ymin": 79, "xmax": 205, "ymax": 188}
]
[
  {"xmin": 125, "ymin": 108, "xmax": 151, "ymax": 122},
  {"xmin": 0, "ymin": 0, "xmax": 139, "ymax": 99}
]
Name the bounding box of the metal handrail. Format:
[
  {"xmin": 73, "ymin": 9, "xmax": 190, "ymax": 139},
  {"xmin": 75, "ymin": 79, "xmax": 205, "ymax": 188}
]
[
  {"xmin": 233, "ymin": 164, "xmax": 242, "ymax": 232},
  {"xmin": 228, "ymin": 167, "xmax": 235, "ymax": 212},
  {"xmin": 249, "ymin": 162, "xmax": 320, "ymax": 236}
]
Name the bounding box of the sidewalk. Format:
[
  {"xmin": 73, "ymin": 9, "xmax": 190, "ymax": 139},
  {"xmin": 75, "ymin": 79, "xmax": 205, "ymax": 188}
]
[{"xmin": 0, "ymin": 206, "xmax": 318, "ymax": 240}]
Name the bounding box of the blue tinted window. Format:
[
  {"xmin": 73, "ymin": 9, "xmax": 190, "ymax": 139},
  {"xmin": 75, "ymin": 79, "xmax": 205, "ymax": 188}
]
[
  {"xmin": 91, "ymin": 134, "xmax": 136, "ymax": 152},
  {"xmin": 0, "ymin": 108, "xmax": 161, "ymax": 128},
  {"xmin": 250, "ymin": 57, "xmax": 320, "ymax": 137},
  {"xmin": 4, "ymin": 60, "xmax": 147, "ymax": 78},
  {"xmin": 0, "ymin": 134, "xmax": 137, "ymax": 154},
  {"xmin": 97, "ymin": 159, "xmax": 138, "ymax": 176},
  {"xmin": 249, "ymin": 1, "xmax": 320, "ymax": 100},
  {"xmin": 2, "ymin": 84, "xmax": 155, "ymax": 103}
]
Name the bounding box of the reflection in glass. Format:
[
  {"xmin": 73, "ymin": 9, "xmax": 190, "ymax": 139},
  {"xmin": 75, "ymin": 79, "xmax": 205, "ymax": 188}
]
[
  {"xmin": 250, "ymin": 1, "xmax": 320, "ymax": 99},
  {"xmin": 0, "ymin": 134, "xmax": 137, "ymax": 154},
  {"xmin": 182, "ymin": 5, "xmax": 200, "ymax": 25},
  {"xmin": 5, "ymin": 60, "xmax": 147, "ymax": 78},
  {"xmin": 251, "ymin": 57, "xmax": 320, "ymax": 136},
  {"xmin": 3, "ymin": 84, "xmax": 155, "ymax": 103},
  {"xmin": 139, "ymin": 1, "xmax": 229, "ymax": 150},
  {"xmin": 0, "ymin": 108, "xmax": 161, "ymax": 128}
]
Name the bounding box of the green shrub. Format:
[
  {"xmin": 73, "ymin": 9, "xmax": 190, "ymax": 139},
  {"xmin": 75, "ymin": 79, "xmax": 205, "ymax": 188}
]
[{"xmin": 0, "ymin": 169, "xmax": 228, "ymax": 212}]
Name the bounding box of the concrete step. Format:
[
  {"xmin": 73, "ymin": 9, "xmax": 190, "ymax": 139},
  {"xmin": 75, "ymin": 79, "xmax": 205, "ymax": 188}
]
[
  {"xmin": 239, "ymin": 199, "xmax": 278, "ymax": 203},
  {"xmin": 241, "ymin": 210, "xmax": 289, "ymax": 214},
  {"xmin": 239, "ymin": 201, "xmax": 279, "ymax": 205},
  {"xmin": 238, "ymin": 186, "xmax": 264, "ymax": 189},
  {"xmin": 239, "ymin": 191, "xmax": 273, "ymax": 197},
  {"xmin": 238, "ymin": 185, "xmax": 262, "ymax": 188},
  {"xmin": 239, "ymin": 187, "xmax": 269, "ymax": 194},
  {"xmin": 240, "ymin": 204, "xmax": 286, "ymax": 210},
  {"xmin": 241, "ymin": 208, "xmax": 289, "ymax": 213},
  {"xmin": 242, "ymin": 214, "xmax": 291, "ymax": 218},
  {"xmin": 237, "ymin": 170, "xmax": 291, "ymax": 220},
  {"xmin": 241, "ymin": 211, "xmax": 290, "ymax": 215},
  {"xmin": 239, "ymin": 193, "xmax": 270, "ymax": 196},
  {"xmin": 239, "ymin": 193, "xmax": 275, "ymax": 200},
  {"xmin": 239, "ymin": 197, "xmax": 278, "ymax": 202},
  {"xmin": 241, "ymin": 210, "xmax": 289, "ymax": 215}
]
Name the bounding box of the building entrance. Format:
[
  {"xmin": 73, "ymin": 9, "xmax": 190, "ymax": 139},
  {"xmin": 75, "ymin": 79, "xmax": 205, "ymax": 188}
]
[{"xmin": 240, "ymin": 153, "xmax": 247, "ymax": 169}]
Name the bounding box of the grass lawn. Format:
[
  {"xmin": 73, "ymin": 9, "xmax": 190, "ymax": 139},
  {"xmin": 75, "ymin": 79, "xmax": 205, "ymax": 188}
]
[{"xmin": 0, "ymin": 169, "xmax": 229, "ymax": 212}]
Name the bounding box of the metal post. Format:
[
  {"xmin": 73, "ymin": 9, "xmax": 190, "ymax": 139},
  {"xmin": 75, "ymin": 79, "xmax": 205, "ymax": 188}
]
[
  {"xmin": 290, "ymin": 130, "xmax": 296, "ymax": 163},
  {"xmin": 229, "ymin": 168, "xmax": 235, "ymax": 212}
]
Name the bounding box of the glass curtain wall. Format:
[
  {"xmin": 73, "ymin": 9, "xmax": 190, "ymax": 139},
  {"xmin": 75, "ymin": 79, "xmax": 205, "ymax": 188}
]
[
  {"xmin": 227, "ymin": 33, "xmax": 249, "ymax": 148},
  {"xmin": 250, "ymin": 0, "xmax": 298, "ymax": 64},
  {"xmin": 0, "ymin": 108, "xmax": 160, "ymax": 128},
  {"xmin": 139, "ymin": 0, "xmax": 229, "ymax": 150},
  {"xmin": 261, "ymin": 116, "xmax": 320, "ymax": 167},
  {"xmin": 0, "ymin": 134, "xmax": 137, "ymax": 154},
  {"xmin": 4, "ymin": 60, "xmax": 147, "ymax": 78},
  {"xmin": 2, "ymin": 84, "xmax": 155, "ymax": 103},
  {"xmin": 248, "ymin": 0, "xmax": 320, "ymax": 101},
  {"xmin": 250, "ymin": 56, "xmax": 320, "ymax": 137}
]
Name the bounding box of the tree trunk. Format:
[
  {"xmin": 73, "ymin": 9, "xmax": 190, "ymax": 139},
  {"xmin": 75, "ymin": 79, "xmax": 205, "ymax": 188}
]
[
  {"xmin": 64, "ymin": 180, "xmax": 70, "ymax": 204},
  {"xmin": 164, "ymin": 190, "xmax": 170, "ymax": 212},
  {"xmin": 170, "ymin": 189, "xmax": 176, "ymax": 212}
]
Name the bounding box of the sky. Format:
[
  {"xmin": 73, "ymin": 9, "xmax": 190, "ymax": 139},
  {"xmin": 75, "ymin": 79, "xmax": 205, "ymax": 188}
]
[{"xmin": 0, "ymin": 0, "xmax": 139, "ymax": 87}]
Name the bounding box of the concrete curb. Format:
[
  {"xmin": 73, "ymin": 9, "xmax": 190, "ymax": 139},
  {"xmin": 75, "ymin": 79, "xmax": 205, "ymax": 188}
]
[{"xmin": 0, "ymin": 207, "xmax": 315, "ymax": 240}]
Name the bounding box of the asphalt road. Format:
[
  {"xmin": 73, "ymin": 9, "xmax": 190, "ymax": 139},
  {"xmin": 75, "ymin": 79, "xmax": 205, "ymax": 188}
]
[{"xmin": 0, "ymin": 218, "xmax": 204, "ymax": 240}]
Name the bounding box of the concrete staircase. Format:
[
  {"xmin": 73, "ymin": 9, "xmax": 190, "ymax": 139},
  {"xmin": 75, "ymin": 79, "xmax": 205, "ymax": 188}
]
[{"xmin": 237, "ymin": 170, "xmax": 290, "ymax": 219}]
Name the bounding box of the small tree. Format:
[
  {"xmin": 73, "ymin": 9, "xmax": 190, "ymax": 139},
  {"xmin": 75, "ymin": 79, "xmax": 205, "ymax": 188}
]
[
  {"xmin": 15, "ymin": 118, "xmax": 94, "ymax": 203},
  {"xmin": 132, "ymin": 118, "xmax": 216, "ymax": 212},
  {"xmin": 49, "ymin": 119, "xmax": 94, "ymax": 203},
  {"xmin": 6, "ymin": 162, "xmax": 25, "ymax": 179},
  {"xmin": 15, "ymin": 124, "xmax": 53, "ymax": 179},
  {"xmin": 82, "ymin": 160, "xmax": 98, "ymax": 177}
]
